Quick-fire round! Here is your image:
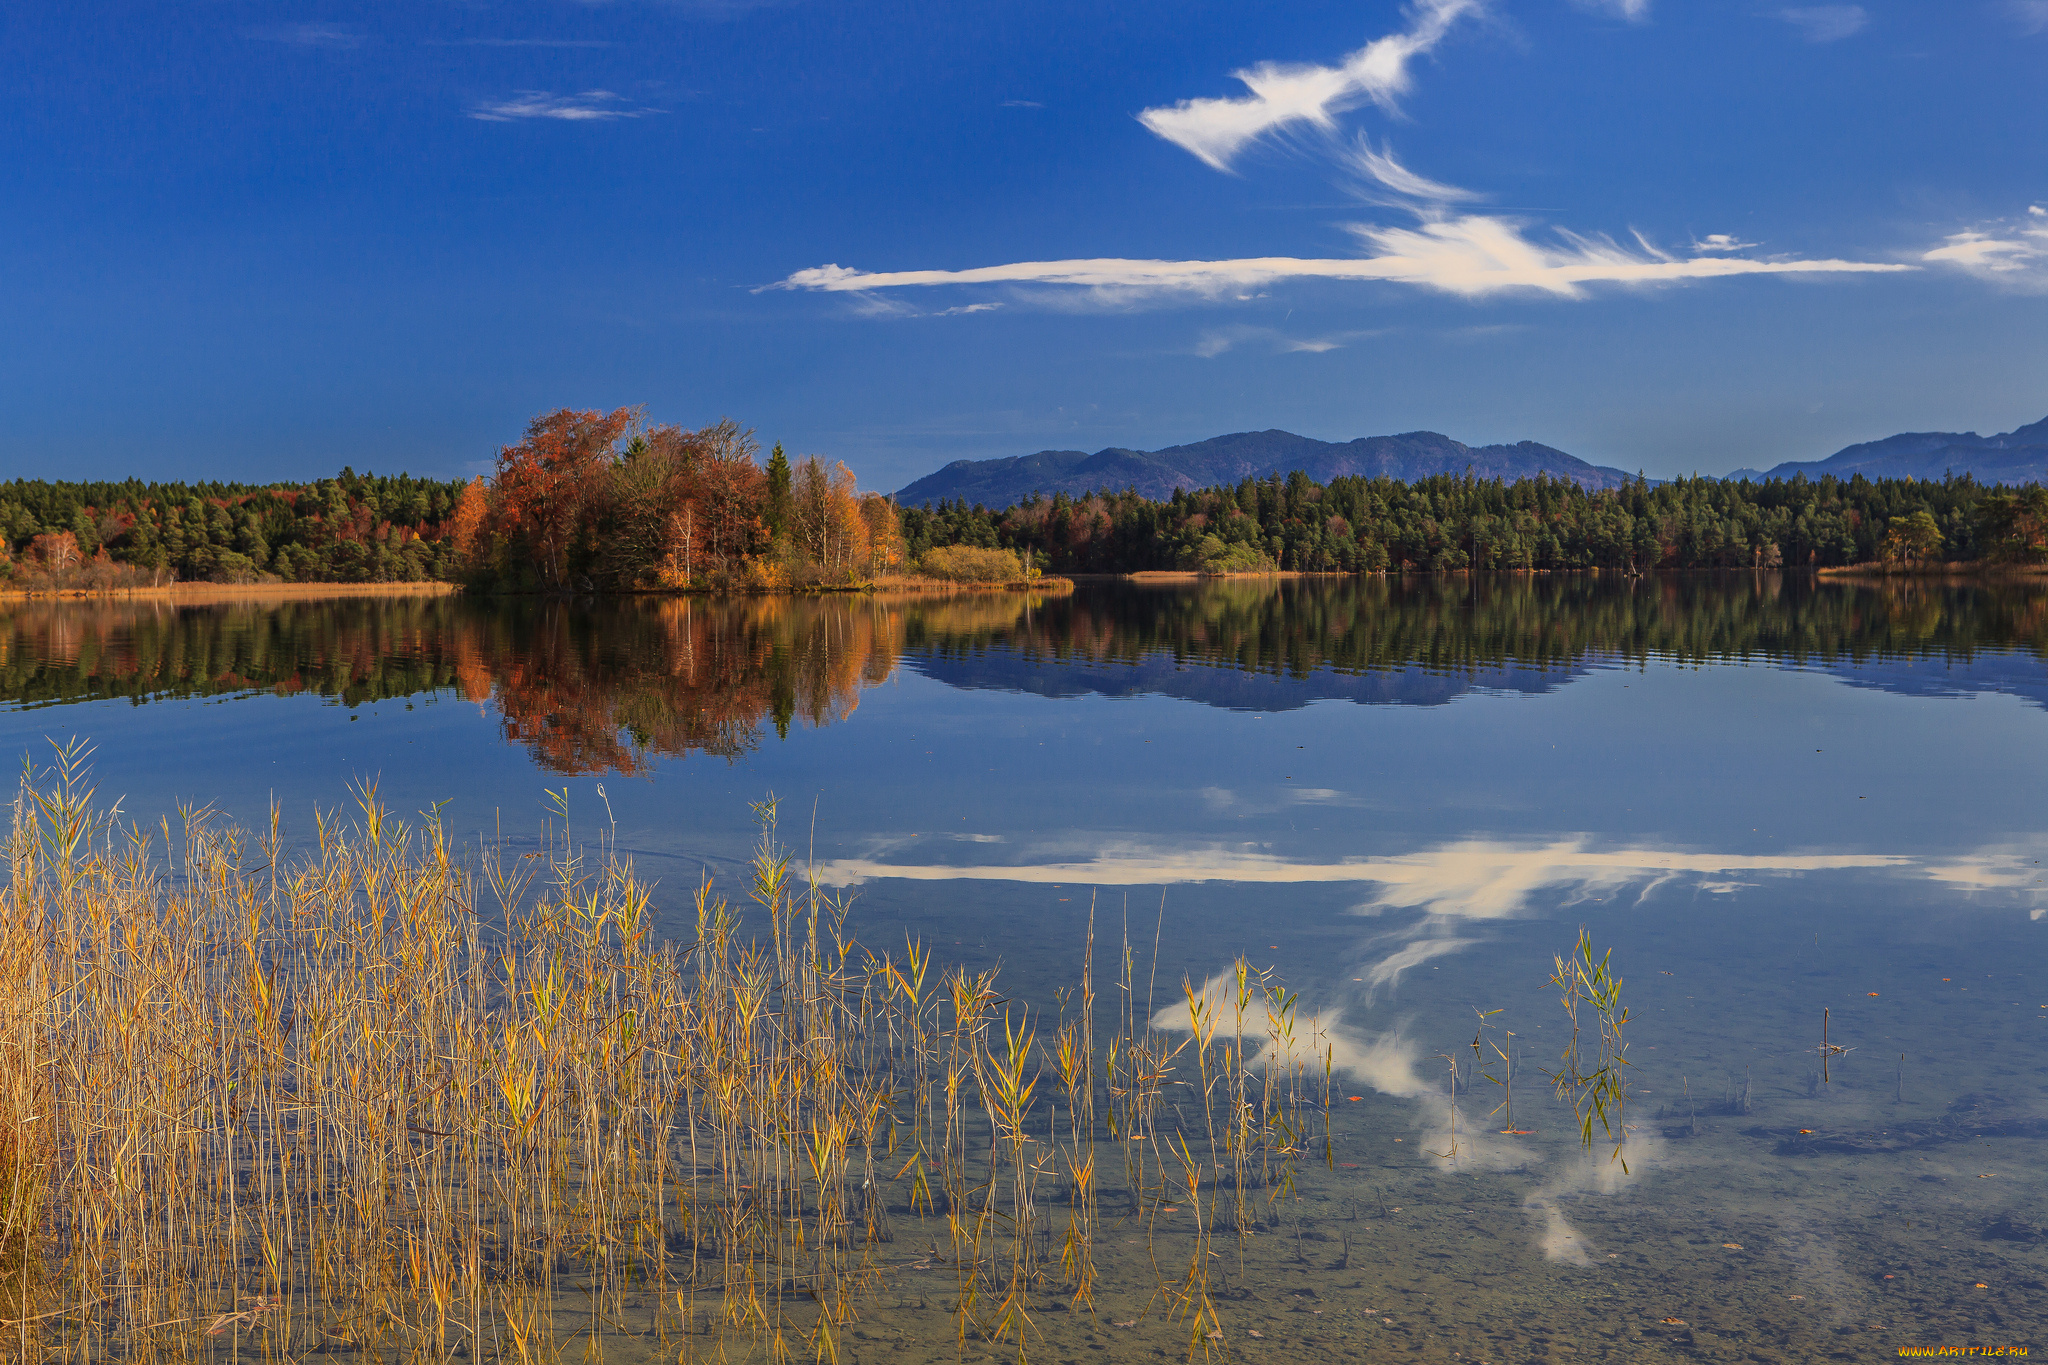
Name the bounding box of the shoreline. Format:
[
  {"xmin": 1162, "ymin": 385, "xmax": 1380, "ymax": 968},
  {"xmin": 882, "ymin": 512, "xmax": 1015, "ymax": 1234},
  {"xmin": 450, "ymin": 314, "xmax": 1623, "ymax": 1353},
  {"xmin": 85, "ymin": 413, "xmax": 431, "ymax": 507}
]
[
  {"xmin": 0, "ymin": 580, "xmax": 464, "ymax": 603},
  {"xmin": 1816, "ymin": 561, "xmax": 2048, "ymax": 579},
  {"xmin": 11, "ymin": 563, "xmax": 2048, "ymax": 603},
  {"xmin": 0, "ymin": 576, "xmax": 1075, "ymax": 603}
]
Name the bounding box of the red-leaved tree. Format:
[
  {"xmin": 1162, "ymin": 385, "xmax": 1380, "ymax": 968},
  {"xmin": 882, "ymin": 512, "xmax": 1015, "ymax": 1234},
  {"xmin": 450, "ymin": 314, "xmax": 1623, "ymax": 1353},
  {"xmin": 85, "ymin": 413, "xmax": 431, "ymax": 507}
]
[{"xmin": 493, "ymin": 407, "xmax": 641, "ymax": 588}]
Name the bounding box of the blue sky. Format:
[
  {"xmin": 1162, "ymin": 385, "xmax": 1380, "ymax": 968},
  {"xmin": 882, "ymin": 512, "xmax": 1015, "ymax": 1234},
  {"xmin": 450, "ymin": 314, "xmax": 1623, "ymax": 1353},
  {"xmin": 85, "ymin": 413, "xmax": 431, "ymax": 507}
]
[{"xmin": 3, "ymin": 0, "xmax": 2044, "ymax": 490}]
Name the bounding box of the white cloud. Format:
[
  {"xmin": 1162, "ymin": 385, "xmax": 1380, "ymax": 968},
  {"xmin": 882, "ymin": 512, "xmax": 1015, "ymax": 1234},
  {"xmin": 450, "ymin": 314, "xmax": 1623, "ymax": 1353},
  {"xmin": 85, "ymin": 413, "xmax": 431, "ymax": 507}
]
[
  {"xmin": 1572, "ymin": 0, "xmax": 1652, "ymax": 21},
  {"xmin": 1344, "ymin": 136, "xmax": 1482, "ymax": 206},
  {"xmin": 1002, "ymin": 100, "xmax": 1044, "ymax": 109},
  {"xmin": 2008, "ymin": 0, "xmax": 2048, "ymax": 34},
  {"xmin": 1922, "ymin": 214, "xmax": 2048, "ymax": 291},
  {"xmin": 427, "ymin": 38, "xmax": 615, "ymax": 49},
  {"xmin": 248, "ymin": 23, "xmax": 363, "ymax": 49},
  {"xmin": 780, "ymin": 2, "xmax": 1922, "ymax": 318},
  {"xmin": 1135, "ymin": 0, "xmax": 1487, "ymax": 172},
  {"xmin": 778, "ymin": 217, "xmax": 1909, "ymax": 304},
  {"xmin": 843, "ymin": 295, "xmax": 1006, "ymax": 320},
  {"xmin": 468, "ymin": 90, "xmax": 655, "ymax": 122},
  {"xmin": 1778, "ymin": 5, "xmax": 1868, "ymax": 42},
  {"xmin": 1191, "ymin": 324, "xmax": 1368, "ymax": 357}
]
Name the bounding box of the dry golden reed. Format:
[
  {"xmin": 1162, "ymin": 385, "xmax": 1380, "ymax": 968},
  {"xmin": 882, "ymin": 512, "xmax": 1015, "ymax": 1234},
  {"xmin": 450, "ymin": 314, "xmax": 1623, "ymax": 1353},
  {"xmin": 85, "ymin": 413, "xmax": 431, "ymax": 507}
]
[{"xmin": 0, "ymin": 742, "xmax": 1328, "ymax": 1365}]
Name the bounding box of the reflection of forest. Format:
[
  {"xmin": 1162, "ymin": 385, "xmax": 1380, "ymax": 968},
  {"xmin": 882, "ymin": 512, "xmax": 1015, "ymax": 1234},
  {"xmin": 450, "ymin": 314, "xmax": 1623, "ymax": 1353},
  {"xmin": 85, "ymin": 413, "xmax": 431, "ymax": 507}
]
[
  {"xmin": 0, "ymin": 593, "xmax": 1050, "ymax": 774},
  {"xmin": 0, "ymin": 596, "xmax": 462, "ymax": 709},
  {"xmin": 5, "ymin": 576, "xmax": 2048, "ymax": 771},
  {"xmin": 914, "ymin": 575, "xmax": 2048, "ymax": 676}
]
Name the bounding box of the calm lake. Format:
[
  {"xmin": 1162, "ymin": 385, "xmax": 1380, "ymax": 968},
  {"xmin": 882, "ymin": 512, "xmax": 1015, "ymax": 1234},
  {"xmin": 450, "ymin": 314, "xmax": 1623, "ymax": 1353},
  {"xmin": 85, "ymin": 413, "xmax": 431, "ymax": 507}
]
[{"xmin": 5, "ymin": 574, "xmax": 2046, "ymax": 1362}]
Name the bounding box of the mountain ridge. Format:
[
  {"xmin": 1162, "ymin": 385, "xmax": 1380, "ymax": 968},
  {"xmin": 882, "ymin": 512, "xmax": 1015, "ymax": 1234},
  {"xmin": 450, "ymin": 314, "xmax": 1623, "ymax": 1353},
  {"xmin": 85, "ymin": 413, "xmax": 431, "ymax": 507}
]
[
  {"xmin": 896, "ymin": 413, "xmax": 2048, "ymax": 509},
  {"xmin": 896, "ymin": 429, "xmax": 1639, "ymax": 506},
  {"xmin": 1724, "ymin": 415, "xmax": 2048, "ymax": 484}
]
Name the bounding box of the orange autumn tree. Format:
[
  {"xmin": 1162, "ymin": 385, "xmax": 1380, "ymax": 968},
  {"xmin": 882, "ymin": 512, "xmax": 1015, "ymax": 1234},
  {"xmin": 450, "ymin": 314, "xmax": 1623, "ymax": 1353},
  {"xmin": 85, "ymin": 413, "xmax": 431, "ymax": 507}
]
[
  {"xmin": 601, "ymin": 418, "xmax": 767, "ymax": 589},
  {"xmin": 648, "ymin": 419, "xmax": 768, "ymax": 586},
  {"xmin": 490, "ymin": 406, "xmax": 642, "ymax": 589},
  {"xmin": 789, "ymin": 456, "xmax": 881, "ymax": 580},
  {"xmin": 448, "ymin": 476, "xmax": 489, "ymax": 571},
  {"xmin": 472, "ymin": 404, "xmax": 896, "ymax": 591},
  {"xmin": 859, "ymin": 494, "xmax": 905, "ymax": 577}
]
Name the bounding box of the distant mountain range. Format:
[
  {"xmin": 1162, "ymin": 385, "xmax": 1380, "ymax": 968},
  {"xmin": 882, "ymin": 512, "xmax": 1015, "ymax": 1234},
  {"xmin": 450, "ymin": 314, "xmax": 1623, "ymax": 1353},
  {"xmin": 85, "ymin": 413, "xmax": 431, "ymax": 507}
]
[
  {"xmin": 895, "ymin": 412, "xmax": 2048, "ymax": 509},
  {"xmin": 1725, "ymin": 415, "xmax": 2048, "ymax": 484},
  {"xmin": 895, "ymin": 429, "xmax": 1638, "ymax": 507}
]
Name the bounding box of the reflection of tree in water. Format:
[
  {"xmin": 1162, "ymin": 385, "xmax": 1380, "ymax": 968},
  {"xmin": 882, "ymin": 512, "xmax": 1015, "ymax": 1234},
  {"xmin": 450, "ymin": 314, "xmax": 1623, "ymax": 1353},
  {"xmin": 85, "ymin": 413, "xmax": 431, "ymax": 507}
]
[
  {"xmin": 0, "ymin": 593, "xmax": 1039, "ymax": 775},
  {"xmin": 914, "ymin": 575, "xmax": 2048, "ymax": 677},
  {"xmin": 0, "ymin": 596, "xmax": 461, "ymax": 708},
  {"xmin": 7, "ymin": 578, "xmax": 2048, "ymax": 769},
  {"xmin": 479, "ymin": 597, "xmax": 908, "ymax": 774}
]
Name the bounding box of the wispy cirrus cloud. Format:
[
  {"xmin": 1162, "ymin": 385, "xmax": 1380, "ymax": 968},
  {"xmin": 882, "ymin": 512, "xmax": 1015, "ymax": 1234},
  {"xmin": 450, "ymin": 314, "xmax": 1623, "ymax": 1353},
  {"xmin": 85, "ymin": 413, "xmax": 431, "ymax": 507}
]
[
  {"xmin": 2011, "ymin": 1, "xmax": 2048, "ymax": 35},
  {"xmin": 468, "ymin": 90, "xmax": 657, "ymax": 122},
  {"xmin": 1343, "ymin": 136, "xmax": 1481, "ymax": 206},
  {"xmin": 1922, "ymin": 208, "xmax": 2048, "ymax": 291},
  {"xmin": 1135, "ymin": 0, "xmax": 1487, "ymax": 172},
  {"xmin": 778, "ymin": 219, "xmax": 1908, "ymax": 304},
  {"xmin": 426, "ymin": 38, "xmax": 615, "ymax": 49},
  {"xmin": 1572, "ymin": 0, "xmax": 1652, "ymax": 21},
  {"xmin": 1191, "ymin": 324, "xmax": 1376, "ymax": 357},
  {"xmin": 1777, "ymin": 5, "xmax": 1868, "ymax": 42},
  {"xmin": 781, "ymin": 1, "xmax": 1910, "ymax": 314},
  {"xmin": 247, "ymin": 22, "xmax": 363, "ymax": 49},
  {"xmin": 1692, "ymin": 233, "xmax": 1760, "ymax": 253}
]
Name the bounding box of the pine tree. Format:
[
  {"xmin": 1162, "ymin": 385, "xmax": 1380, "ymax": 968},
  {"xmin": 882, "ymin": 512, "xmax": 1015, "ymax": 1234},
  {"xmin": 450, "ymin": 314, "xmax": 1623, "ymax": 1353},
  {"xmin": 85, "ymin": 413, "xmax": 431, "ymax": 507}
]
[{"xmin": 765, "ymin": 442, "xmax": 793, "ymax": 546}]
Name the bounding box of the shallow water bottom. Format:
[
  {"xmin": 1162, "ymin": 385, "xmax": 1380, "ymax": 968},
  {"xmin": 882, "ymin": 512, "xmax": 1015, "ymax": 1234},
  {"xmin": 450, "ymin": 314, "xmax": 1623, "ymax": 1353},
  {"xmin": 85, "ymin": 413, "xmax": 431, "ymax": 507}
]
[{"xmin": 502, "ymin": 1097, "xmax": 2046, "ymax": 1365}]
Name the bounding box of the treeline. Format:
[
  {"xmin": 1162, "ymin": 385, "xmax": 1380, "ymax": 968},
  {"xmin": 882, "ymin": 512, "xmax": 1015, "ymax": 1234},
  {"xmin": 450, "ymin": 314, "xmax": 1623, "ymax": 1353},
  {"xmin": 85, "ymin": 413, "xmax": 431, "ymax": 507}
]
[
  {"xmin": 902, "ymin": 471, "xmax": 2048, "ymax": 573},
  {"xmin": 456, "ymin": 407, "xmax": 905, "ymax": 592},
  {"xmin": 17, "ymin": 429, "xmax": 2048, "ymax": 592},
  {"xmin": 0, "ymin": 406, "xmax": 916, "ymax": 593},
  {"xmin": 0, "ymin": 470, "xmax": 467, "ymax": 588}
]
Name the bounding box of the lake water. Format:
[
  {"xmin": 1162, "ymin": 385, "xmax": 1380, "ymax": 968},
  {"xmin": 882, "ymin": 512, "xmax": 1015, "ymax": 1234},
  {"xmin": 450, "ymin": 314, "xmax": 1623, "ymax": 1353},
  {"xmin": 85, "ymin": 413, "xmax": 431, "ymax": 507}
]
[{"xmin": 5, "ymin": 575, "xmax": 2046, "ymax": 1362}]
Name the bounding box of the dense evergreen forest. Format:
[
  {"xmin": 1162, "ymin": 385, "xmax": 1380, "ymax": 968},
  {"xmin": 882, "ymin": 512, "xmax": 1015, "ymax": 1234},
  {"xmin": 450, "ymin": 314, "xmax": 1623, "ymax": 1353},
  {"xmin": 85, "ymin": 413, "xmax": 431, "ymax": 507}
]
[
  {"xmin": 0, "ymin": 469, "xmax": 466, "ymax": 588},
  {"xmin": 902, "ymin": 471, "xmax": 2048, "ymax": 573}
]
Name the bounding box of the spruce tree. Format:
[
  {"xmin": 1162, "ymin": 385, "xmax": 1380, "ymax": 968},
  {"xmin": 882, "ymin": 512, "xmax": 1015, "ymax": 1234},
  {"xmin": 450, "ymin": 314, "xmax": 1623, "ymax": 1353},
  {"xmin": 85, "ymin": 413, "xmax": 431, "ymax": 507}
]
[{"xmin": 765, "ymin": 442, "xmax": 793, "ymax": 545}]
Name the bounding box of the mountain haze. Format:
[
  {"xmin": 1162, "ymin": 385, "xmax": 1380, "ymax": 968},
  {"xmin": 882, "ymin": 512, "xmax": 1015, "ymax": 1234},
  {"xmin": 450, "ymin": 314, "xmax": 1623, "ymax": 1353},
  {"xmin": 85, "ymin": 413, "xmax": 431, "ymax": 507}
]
[
  {"xmin": 1725, "ymin": 416, "xmax": 2048, "ymax": 484},
  {"xmin": 895, "ymin": 429, "xmax": 1638, "ymax": 507}
]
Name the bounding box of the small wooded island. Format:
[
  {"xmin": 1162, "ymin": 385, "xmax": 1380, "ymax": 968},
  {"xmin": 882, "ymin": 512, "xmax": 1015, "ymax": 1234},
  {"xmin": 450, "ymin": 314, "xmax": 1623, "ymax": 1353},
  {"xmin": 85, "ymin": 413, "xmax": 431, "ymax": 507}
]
[{"xmin": 5, "ymin": 404, "xmax": 2048, "ymax": 595}]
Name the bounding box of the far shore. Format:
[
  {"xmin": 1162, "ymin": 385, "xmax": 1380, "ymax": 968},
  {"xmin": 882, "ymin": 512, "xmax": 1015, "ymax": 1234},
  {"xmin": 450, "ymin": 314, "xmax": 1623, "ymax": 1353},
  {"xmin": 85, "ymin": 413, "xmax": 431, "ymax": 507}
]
[
  {"xmin": 0, "ymin": 580, "xmax": 463, "ymax": 603},
  {"xmin": 1816, "ymin": 561, "xmax": 2048, "ymax": 579},
  {"xmin": 15, "ymin": 562, "xmax": 2048, "ymax": 603},
  {"xmin": 0, "ymin": 575, "xmax": 1074, "ymax": 603}
]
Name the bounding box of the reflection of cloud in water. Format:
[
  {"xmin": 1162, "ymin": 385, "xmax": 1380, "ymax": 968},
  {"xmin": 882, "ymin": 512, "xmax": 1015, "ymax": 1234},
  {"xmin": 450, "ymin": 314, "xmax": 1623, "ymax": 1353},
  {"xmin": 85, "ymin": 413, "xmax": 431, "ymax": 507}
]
[
  {"xmin": 1104, "ymin": 839, "xmax": 1905, "ymax": 1268},
  {"xmin": 1921, "ymin": 843, "xmax": 2048, "ymax": 919},
  {"xmin": 1149, "ymin": 976, "xmax": 1644, "ymax": 1262},
  {"xmin": 834, "ymin": 827, "xmax": 2045, "ymax": 1271},
  {"xmin": 1523, "ymin": 1131, "xmax": 1667, "ymax": 1264},
  {"xmin": 1351, "ymin": 841, "xmax": 1899, "ymax": 920},
  {"xmin": 1148, "ymin": 970, "xmax": 1429, "ymax": 1098},
  {"xmin": 1526, "ymin": 1195, "xmax": 1594, "ymax": 1265},
  {"xmin": 812, "ymin": 840, "xmax": 1902, "ymax": 895},
  {"xmin": 1347, "ymin": 840, "xmax": 1901, "ymax": 996}
]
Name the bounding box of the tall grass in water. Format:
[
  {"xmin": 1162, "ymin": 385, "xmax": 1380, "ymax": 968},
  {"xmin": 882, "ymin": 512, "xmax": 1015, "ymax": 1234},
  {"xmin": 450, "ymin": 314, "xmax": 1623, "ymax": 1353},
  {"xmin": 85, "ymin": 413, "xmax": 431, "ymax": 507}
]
[{"xmin": 0, "ymin": 744, "xmax": 1327, "ymax": 1364}]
